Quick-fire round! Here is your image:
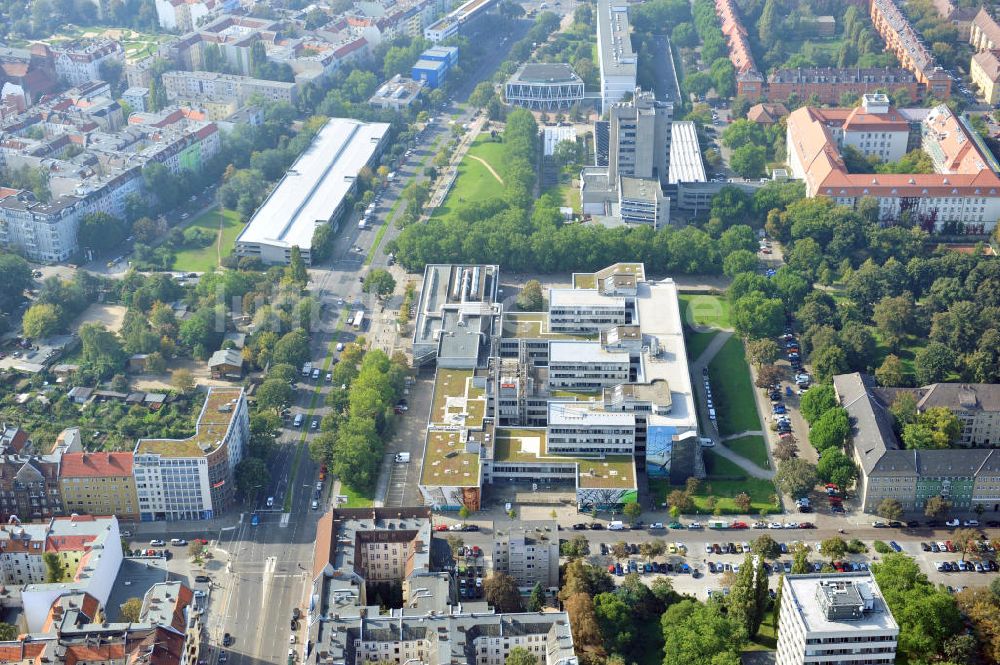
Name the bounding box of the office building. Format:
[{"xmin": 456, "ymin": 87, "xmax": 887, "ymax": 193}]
[
  {"xmin": 412, "ymin": 58, "xmax": 448, "ymax": 88},
  {"xmin": 608, "ymin": 90, "xmax": 673, "ymax": 183},
  {"xmin": 309, "ymin": 509, "xmax": 577, "ymax": 665},
  {"xmin": 596, "ymin": 0, "xmax": 637, "ymax": 112},
  {"xmin": 786, "ymin": 96, "xmax": 1000, "ymax": 231},
  {"xmin": 667, "ymin": 120, "xmax": 711, "ymax": 212},
  {"xmin": 492, "ymin": 521, "xmax": 560, "ymax": 592},
  {"xmin": 424, "ymin": 0, "xmax": 496, "ymax": 42},
  {"xmin": 235, "ymin": 118, "xmax": 389, "ymax": 265},
  {"xmin": 133, "ymin": 387, "xmax": 249, "ymax": 521},
  {"xmin": 716, "ymin": 0, "xmax": 764, "ymax": 99},
  {"xmin": 504, "ymin": 63, "xmax": 585, "ymax": 110},
  {"xmin": 870, "ymin": 0, "xmax": 952, "ymax": 98},
  {"xmin": 834, "ymin": 373, "xmax": 1000, "ymax": 513},
  {"xmin": 766, "ymin": 67, "xmax": 922, "ymax": 105},
  {"xmin": 369, "ymin": 74, "xmax": 424, "ymax": 110},
  {"xmin": 59, "ymin": 452, "xmax": 139, "ymax": 521},
  {"xmin": 618, "ymin": 176, "xmax": 669, "ymax": 227},
  {"xmin": 416, "ymin": 263, "xmax": 699, "ymax": 512},
  {"xmin": 776, "ymin": 573, "xmax": 898, "ymax": 665}
]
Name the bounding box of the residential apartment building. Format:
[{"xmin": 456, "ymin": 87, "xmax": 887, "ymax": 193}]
[
  {"xmin": 49, "ymin": 40, "xmax": 125, "ymax": 88},
  {"xmin": 834, "ymin": 373, "xmax": 1000, "ymax": 513},
  {"xmin": 59, "ymin": 452, "xmax": 139, "ymax": 520},
  {"xmin": 492, "ymin": 521, "xmax": 560, "ymax": 592},
  {"xmin": 596, "ymin": 0, "xmax": 637, "ymax": 113},
  {"xmin": 0, "ymin": 522, "xmax": 49, "ymax": 586},
  {"xmin": 309, "ymin": 508, "xmax": 577, "ymax": 665},
  {"xmin": 971, "ymin": 48, "xmax": 1000, "ymax": 105},
  {"xmin": 775, "ymin": 573, "xmax": 898, "ymax": 665},
  {"xmin": 766, "ymin": 67, "xmax": 922, "ymax": 105},
  {"xmin": 0, "ymin": 451, "xmax": 63, "ymax": 522},
  {"xmin": 133, "ymin": 387, "xmax": 249, "ymax": 521},
  {"xmin": 161, "ymin": 70, "xmax": 298, "ymax": 107},
  {"xmin": 0, "ymin": 191, "xmax": 87, "ymax": 263},
  {"xmin": 932, "ymin": 0, "xmax": 977, "ymax": 39},
  {"xmin": 155, "ymin": 0, "xmax": 221, "ymax": 31},
  {"xmin": 786, "ymin": 97, "xmax": 1000, "ymax": 232},
  {"xmin": 715, "ymin": 0, "xmax": 764, "ymax": 99},
  {"xmin": 415, "ymin": 263, "xmax": 700, "ymax": 513},
  {"xmin": 870, "ymin": 0, "xmax": 951, "ymax": 98}
]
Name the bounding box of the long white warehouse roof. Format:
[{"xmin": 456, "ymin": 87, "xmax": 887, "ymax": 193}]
[{"xmin": 236, "ymin": 118, "xmax": 390, "ymax": 251}]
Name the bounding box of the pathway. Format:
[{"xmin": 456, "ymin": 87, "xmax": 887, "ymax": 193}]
[
  {"xmin": 689, "ymin": 330, "xmax": 775, "ymax": 480},
  {"xmin": 467, "ymin": 154, "xmax": 504, "ymax": 184},
  {"xmin": 721, "ymin": 431, "xmax": 764, "ymax": 441}
]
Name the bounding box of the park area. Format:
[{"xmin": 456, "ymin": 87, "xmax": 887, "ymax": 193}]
[
  {"xmin": 652, "ymin": 450, "xmax": 779, "ymax": 515},
  {"xmin": 431, "ymin": 137, "xmax": 507, "ymax": 222},
  {"xmin": 707, "ymin": 336, "xmax": 761, "ymax": 437},
  {"xmin": 679, "ymin": 293, "xmax": 730, "ymax": 360},
  {"xmin": 171, "ymin": 208, "xmax": 244, "ymax": 272}
]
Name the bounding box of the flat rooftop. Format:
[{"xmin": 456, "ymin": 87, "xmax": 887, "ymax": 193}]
[
  {"xmin": 620, "ymin": 176, "xmax": 661, "ymax": 201},
  {"xmin": 549, "ymin": 340, "xmax": 630, "ymax": 365},
  {"xmin": 511, "ymin": 63, "xmax": 582, "ymax": 84},
  {"xmin": 236, "ymin": 118, "xmax": 389, "ymax": 252},
  {"xmin": 430, "ymin": 369, "xmax": 486, "ymax": 429},
  {"xmin": 500, "ymin": 312, "xmax": 596, "ymax": 340},
  {"xmin": 668, "ymin": 121, "xmax": 707, "ymax": 184},
  {"xmin": 135, "ymin": 388, "xmax": 243, "ymax": 458},
  {"xmin": 493, "ymin": 428, "xmax": 636, "ymax": 489},
  {"xmin": 785, "ymin": 573, "xmax": 899, "ymax": 634},
  {"xmin": 572, "ymin": 263, "xmax": 645, "ymax": 289},
  {"xmin": 414, "ymin": 265, "xmax": 499, "ymax": 349},
  {"xmin": 547, "ymin": 401, "xmax": 635, "ymax": 426},
  {"xmin": 420, "ymin": 429, "xmax": 481, "ymax": 487},
  {"xmin": 597, "ymin": 0, "xmax": 637, "ymax": 78},
  {"xmin": 549, "ymin": 288, "xmax": 626, "ymax": 308}
]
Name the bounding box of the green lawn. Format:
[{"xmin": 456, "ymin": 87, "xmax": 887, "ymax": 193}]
[
  {"xmin": 340, "ymin": 483, "xmax": 374, "ymax": 508},
  {"xmin": 431, "ymin": 137, "xmax": 507, "ymax": 221},
  {"xmin": 686, "ymin": 331, "xmax": 718, "ymax": 362},
  {"xmin": 651, "ymin": 450, "xmax": 778, "ymax": 515},
  {"xmin": 745, "ymin": 608, "xmax": 778, "ymax": 651},
  {"xmin": 707, "ymin": 336, "xmax": 762, "ymax": 436},
  {"xmin": 679, "ymin": 293, "xmax": 731, "ymax": 331},
  {"xmin": 724, "ymin": 434, "xmax": 770, "ymax": 469},
  {"xmin": 171, "ymin": 208, "xmax": 244, "ymax": 272}
]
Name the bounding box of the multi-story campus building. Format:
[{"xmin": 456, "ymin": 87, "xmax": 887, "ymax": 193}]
[
  {"xmin": 133, "ymin": 387, "xmax": 249, "ymax": 521},
  {"xmin": 775, "ymin": 573, "xmax": 898, "ymax": 665},
  {"xmin": 834, "ymin": 373, "xmax": 1000, "ymax": 514},
  {"xmin": 423, "ymin": 0, "xmax": 496, "ymax": 43},
  {"xmin": 235, "ymin": 117, "xmax": 389, "ymax": 265},
  {"xmin": 869, "ymin": 0, "xmax": 952, "ymax": 98},
  {"xmin": 786, "ymin": 95, "xmax": 1000, "ymax": 232},
  {"xmin": 504, "ymin": 63, "xmax": 585, "ymax": 110},
  {"xmin": 414, "ymin": 263, "xmax": 700, "ymax": 513},
  {"xmin": 492, "ymin": 521, "xmax": 560, "ymax": 592},
  {"xmin": 765, "ymin": 67, "xmax": 922, "ymax": 105},
  {"xmin": 309, "ymin": 508, "xmax": 577, "ymax": 665},
  {"xmin": 596, "ymin": 0, "xmax": 637, "ymax": 113}
]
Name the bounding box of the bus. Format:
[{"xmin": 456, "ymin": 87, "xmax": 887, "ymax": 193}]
[{"xmin": 351, "ymin": 310, "xmax": 365, "ymax": 329}]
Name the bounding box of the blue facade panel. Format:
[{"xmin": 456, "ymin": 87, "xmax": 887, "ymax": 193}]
[
  {"xmin": 646, "ymin": 425, "xmax": 677, "ymax": 478},
  {"xmin": 412, "ymin": 59, "xmax": 448, "ymax": 88}
]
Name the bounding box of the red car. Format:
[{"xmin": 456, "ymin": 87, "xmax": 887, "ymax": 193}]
[
  {"xmin": 433, "ymin": 524, "xmax": 449, "ymax": 532},
  {"xmin": 731, "ymin": 521, "xmax": 748, "ymax": 529}
]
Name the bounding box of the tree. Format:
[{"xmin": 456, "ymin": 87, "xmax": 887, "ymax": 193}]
[
  {"xmin": 78, "ymin": 212, "xmax": 126, "ymax": 254},
  {"xmin": 622, "ymin": 501, "xmax": 641, "ymax": 523},
  {"xmin": 505, "ymin": 647, "xmax": 537, "ymax": 665},
  {"xmin": 732, "ymin": 293, "xmax": 784, "ymax": 339},
  {"xmin": 363, "ymin": 269, "xmax": 396, "ymax": 300},
  {"xmin": 734, "ymin": 492, "xmax": 751, "ymax": 512},
  {"xmin": 661, "ymin": 599, "xmax": 746, "ymax": 665},
  {"xmin": 914, "ymin": 342, "xmax": 956, "ymax": 385},
  {"xmin": 516, "ymin": 280, "xmax": 544, "ymax": 311},
  {"xmin": 915, "ymin": 407, "xmax": 961, "ymax": 447},
  {"xmin": 752, "ymin": 534, "xmax": 780, "ymax": 559},
  {"xmin": 120, "ymin": 597, "xmax": 143, "ymax": 622},
  {"xmin": 951, "ymin": 528, "xmax": 981, "ymax": 560},
  {"xmin": 800, "ymin": 384, "xmax": 837, "ymax": 423},
  {"xmin": 171, "ymin": 368, "xmax": 195, "ymax": 393},
  {"xmin": 564, "ymin": 592, "xmax": 602, "ymax": 647},
  {"xmin": 79, "ymin": 323, "xmax": 126, "ymax": 378},
  {"xmin": 774, "ymin": 459, "xmax": 817, "ymax": 498},
  {"xmin": 594, "ymin": 591, "xmax": 635, "ymax": 654},
  {"xmin": 820, "ymin": 537, "xmax": 848, "ymax": 559},
  {"xmin": 816, "ymin": 449, "xmax": 858, "ymax": 489},
  {"xmin": 875, "ymin": 354, "xmax": 905, "ymax": 387},
  {"xmin": 791, "ymin": 543, "xmax": 811, "ymax": 574},
  {"xmin": 746, "ymin": 339, "xmax": 780, "ymax": 367},
  {"xmin": 723, "ymin": 249, "xmax": 759, "ymax": 278},
  {"xmin": 188, "ymin": 540, "xmax": 205, "ymax": 558},
  {"xmin": 667, "ymin": 489, "xmax": 693, "ymax": 513},
  {"xmin": 808, "ymin": 407, "xmax": 850, "ymax": 451},
  {"xmin": 0, "ymin": 253, "xmax": 32, "ymax": 313},
  {"xmin": 877, "ymin": 498, "xmax": 903, "ymax": 521},
  {"xmin": 728, "ymin": 553, "xmax": 769, "ymax": 638},
  {"xmin": 872, "ymin": 294, "xmax": 915, "ymax": 350},
  {"xmin": 527, "ymin": 583, "xmax": 546, "ymax": 612},
  {"xmin": 483, "ymin": 572, "xmax": 524, "ymax": 613},
  {"xmin": 272, "ymin": 329, "xmax": 310, "ymax": 367},
  {"xmin": 288, "ymin": 246, "xmax": 308, "ymax": 284},
  {"xmin": 0, "ymin": 623, "xmax": 17, "ymax": 640},
  {"xmin": 755, "ymin": 364, "xmax": 783, "ymax": 389},
  {"xmin": 43, "ymin": 552, "xmax": 64, "ymax": 582},
  {"xmin": 22, "ymin": 302, "xmax": 62, "ymax": 339},
  {"xmin": 257, "ymin": 378, "xmax": 293, "ymax": 415},
  {"xmin": 773, "ymin": 437, "xmax": 797, "ymax": 461},
  {"xmin": 730, "ymin": 144, "xmax": 767, "ymax": 179},
  {"xmin": 458, "ymin": 505, "xmax": 470, "ymax": 520},
  {"xmin": 924, "ymin": 495, "xmax": 951, "ymax": 518},
  {"xmin": 235, "ymin": 457, "xmax": 270, "ymax": 499}
]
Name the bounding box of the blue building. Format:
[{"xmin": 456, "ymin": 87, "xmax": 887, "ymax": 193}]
[
  {"xmin": 412, "ymin": 58, "xmax": 449, "ymax": 89},
  {"xmin": 422, "ymin": 45, "xmax": 459, "ymax": 67}
]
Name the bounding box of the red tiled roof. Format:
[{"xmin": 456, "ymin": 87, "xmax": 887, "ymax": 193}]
[{"xmin": 60, "ymin": 452, "xmax": 133, "ymax": 478}]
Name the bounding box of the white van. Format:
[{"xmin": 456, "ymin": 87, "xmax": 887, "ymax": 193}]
[
  {"xmin": 266, "ymin": 497, "xmax": 274, "ymax": 508},
  {"xmin": 395, "ymin": 452, "xmax": 411, "ymax": 463},
  {"xmin": 608, "ymin": 521, "xmax": 625, "ymax": 531},
  {"xmin": 293, "ymin": 413, "xmax": 304, "ymax": 427}
]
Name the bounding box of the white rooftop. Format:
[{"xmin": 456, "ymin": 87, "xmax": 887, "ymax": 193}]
[
  {"xmin": 549, "ymin": 340, "xmax": 630, "ymax": 364},
  {"xmin": 549, "ymin": 288, "xmax": 626, "ymax": 308},
  {"xmin": 236, "ymin": 118, "xmax": 389, "ymax": 251},
  {"xmin": 548, "ymin": 401, "xmax": 635, "ymax": 426},
  {"xmin": 668, "ymin": 121, "xmax": 707, "ymax": 184},
  {"xmin": 785, "ymin": 573, "xmax": 899, "ymax": 634}
]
